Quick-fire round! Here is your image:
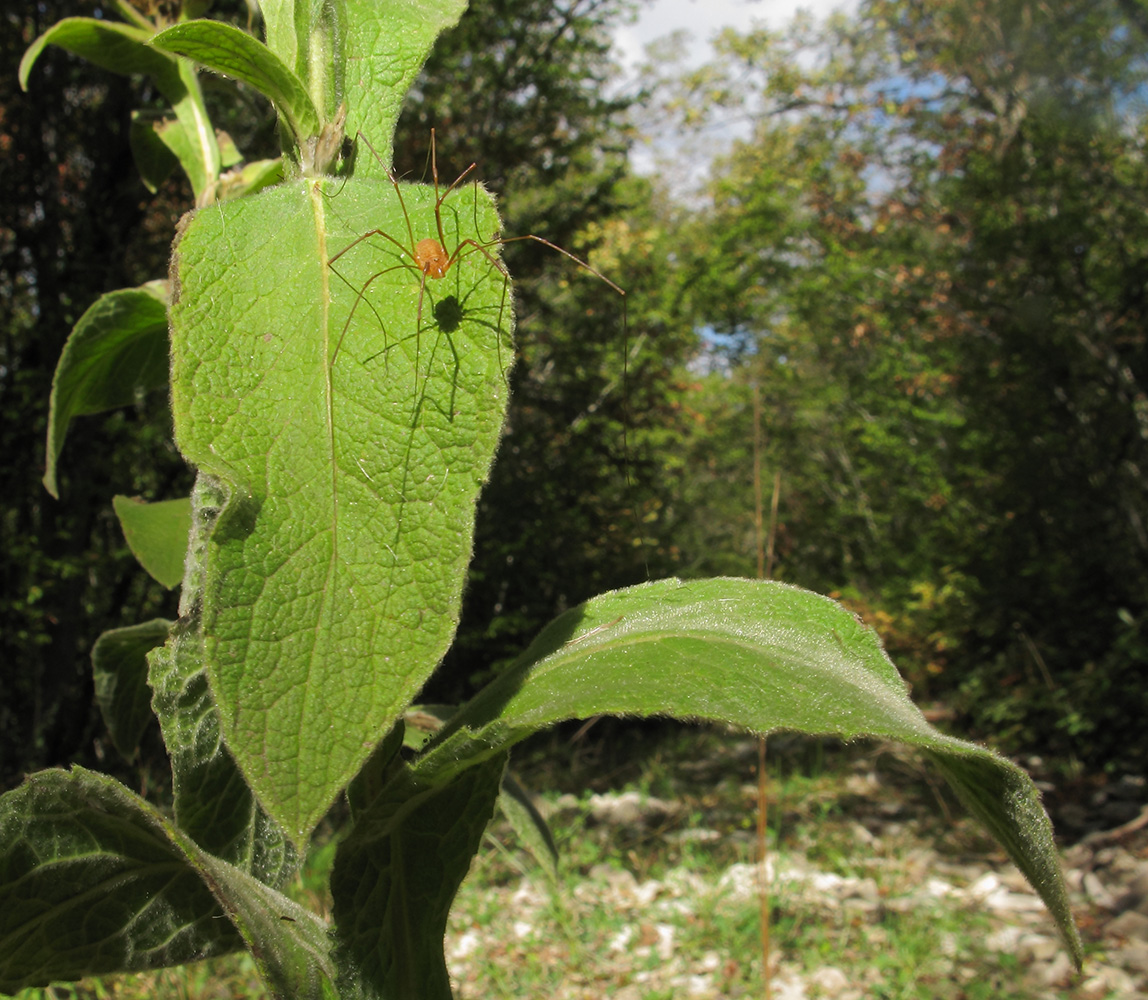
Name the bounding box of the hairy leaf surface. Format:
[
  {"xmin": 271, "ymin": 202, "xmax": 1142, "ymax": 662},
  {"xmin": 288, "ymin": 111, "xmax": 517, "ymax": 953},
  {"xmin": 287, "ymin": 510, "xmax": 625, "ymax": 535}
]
[
  {"xmin": 168, "ymin": 176, "xmax": 511, "ymax": 843},
  {"xmin": 0, "ymin": 768, "xmax": 241, "ymax": 993},
  {"xmin": 416, "ymin": 578, "xmax": 1083, "ymax": 966}
]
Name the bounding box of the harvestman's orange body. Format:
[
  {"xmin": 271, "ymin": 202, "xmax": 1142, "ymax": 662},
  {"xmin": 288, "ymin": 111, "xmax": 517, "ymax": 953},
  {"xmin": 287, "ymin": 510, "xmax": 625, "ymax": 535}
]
[{"xmin": 326, "ymin": 129, "xmax": 627, "ymax": 379}]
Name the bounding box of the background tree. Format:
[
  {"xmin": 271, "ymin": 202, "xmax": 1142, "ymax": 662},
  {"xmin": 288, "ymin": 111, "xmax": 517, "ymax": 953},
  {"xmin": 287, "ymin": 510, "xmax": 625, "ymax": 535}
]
[
  {"xmin": 11, "ymin": 0, "xmax": 1147, "ymax": 787},
  {"xmin": 648, "ymin": 0, "xmax": 1148, "ymax": 767}
]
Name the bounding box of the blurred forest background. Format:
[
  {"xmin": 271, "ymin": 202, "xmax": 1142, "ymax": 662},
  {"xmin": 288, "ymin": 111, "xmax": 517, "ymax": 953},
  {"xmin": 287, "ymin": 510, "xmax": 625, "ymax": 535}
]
[{"xmin": 3, "ymin": 0, "xmax": 1147, "ymax": 793}]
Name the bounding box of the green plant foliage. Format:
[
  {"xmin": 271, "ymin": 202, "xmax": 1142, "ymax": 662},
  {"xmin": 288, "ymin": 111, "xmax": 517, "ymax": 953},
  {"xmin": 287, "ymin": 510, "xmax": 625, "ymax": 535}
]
[
  {"xmin": 90, "ymin": 619, "xmax": 171, "ymax": 760},
  {"xmin": 412, "ymin": 578, "xmax": 1080, "ymax": 962},
  {"xmin": 112, "ymin": 496, "xmax": 191, "ymax": 589},
  {"xmin": 256, "ymin": 0, "xmax": 469, "ymax": 173},
  {"xmin": 168, "ymin": 175, "xmax": 511, "ymax": 842},
  {"xmin": 0, "ymin": 768, "xmax": 244, "ymax": 992},
  {"xmin": 331, "ymin": 754, "xmax": 508, "ymax": 1000},
  {"xmin": 19, "ymin": 18, "xmax": 179, "ymax": 92},
  {"xmin": 148, "ymin": 574, "xmax": 298, "ymax": 887},
  {"xmin": 20, "ymin": 15, "xmax": 222, "ymax": 202},
  {"xmin": 42, "ymin": 284, "xmax": 169, "ymax": 498},
  {"xmin": 166, "ymin": 828, "xmax": 337, "ymax": 1000},
  {"xmin": 150, "ymin": 20, "xmax": 321, "ymax": 145},
  {"xmin": 497, "ymin": 770, "xmax": 560, "ymax": 881},
  {"xmin": 2, "ymin": 0, "xmax": 1086, "ymax": 996}
]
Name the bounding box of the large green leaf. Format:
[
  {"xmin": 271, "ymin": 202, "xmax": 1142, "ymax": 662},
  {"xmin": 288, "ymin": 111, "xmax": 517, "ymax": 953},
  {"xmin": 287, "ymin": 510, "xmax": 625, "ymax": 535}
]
[
  {"xmin": 168, "ymin": 176, "xmax": 511, "ymax": 844},
  {"xmin": 330, "ymin": 754, "xmax": 506, "ymax": 1000},
  {"xmin": 0, "ymin": 768, "xmax": 242, "ymax": 993},
  {"xmin": 42, "ymin": 283, "xmax": 169, "ymax": 498},
  {"xmin": 19, "ymin": 18, "xmax": 177, "ymax": 92},
  {"xmin": 415, "ymin": 577, "xmax": 1083, "ymax": 967},
  {"xmin": 0, "ymin": 765, "xmax": 335, "ymax": 998},
  {"xmin": 164, "ymin": 0, "xmax": 470, "ymax": 173}
]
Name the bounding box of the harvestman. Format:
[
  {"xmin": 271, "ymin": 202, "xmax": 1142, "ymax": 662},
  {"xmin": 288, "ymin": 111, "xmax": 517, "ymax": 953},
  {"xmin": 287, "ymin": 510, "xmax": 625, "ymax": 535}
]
[{"xmin": 325, "ymin": 130, "xmax": 628, "ymax": 406}]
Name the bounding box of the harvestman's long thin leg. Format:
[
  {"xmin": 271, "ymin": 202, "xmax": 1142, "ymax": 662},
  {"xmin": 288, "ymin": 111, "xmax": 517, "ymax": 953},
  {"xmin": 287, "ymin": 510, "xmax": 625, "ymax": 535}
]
[{"xmin": 458, "ymin": 231, "xmax": 630, "ymax": 479}]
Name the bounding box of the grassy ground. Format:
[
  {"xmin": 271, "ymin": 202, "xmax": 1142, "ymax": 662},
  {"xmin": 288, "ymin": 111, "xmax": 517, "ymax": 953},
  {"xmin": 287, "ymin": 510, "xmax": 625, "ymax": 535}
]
[
  {"xmin": 14, "ymin": 725, "xmax": 1122, "ymax": 999},
  {"xmin": 446, "ymin": 726, "xmax": 1106, "ymax": 999}
]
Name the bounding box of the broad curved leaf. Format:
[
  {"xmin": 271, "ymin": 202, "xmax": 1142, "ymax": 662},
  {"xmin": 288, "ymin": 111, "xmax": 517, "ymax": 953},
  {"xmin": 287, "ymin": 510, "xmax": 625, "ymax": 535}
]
[
  {"xmin": 0, "ymin": 766, "xmax": 332, "ymax": 999},
  {"xmin": 42, "ymin": 283, "xmax": 169, "ymax": 498},
  {"xmin": 19, "ymin": 18, "xmax": 220, "ymax": 201},
  {"xmin": 19, "ymin": 18, "xmax": 176, "ymax": 92},
  {"xmin": 151, "ymin": 21, "xmax": 320, "ymax": 145},
  {"xmin": 416, "ymin": 577, "xmax": 1083, "ymax": 967}
]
